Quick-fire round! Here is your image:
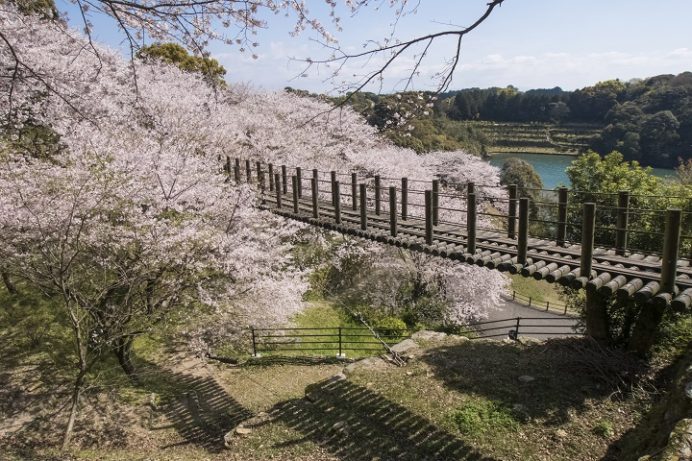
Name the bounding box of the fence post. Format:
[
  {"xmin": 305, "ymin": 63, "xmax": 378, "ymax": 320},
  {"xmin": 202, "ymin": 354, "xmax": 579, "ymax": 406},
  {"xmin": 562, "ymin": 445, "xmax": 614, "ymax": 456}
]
[
  {"xmin": 234, "ymin": 158, "xmax": 241, "ymax": 182},
  {"xmin": 334, "ymin": 181, "xmax": 341, "ymax": 224},
  {"xmin": 292, "ymin": 175, "xmax": 299, "ymax": 214},
  {"xmin": 467, "ymin": 182, "xmax": 475, "ymax": 195},
  {"xmin": 512, "ymin": 290, "xmax": 516, "ymax": 300},
  {"xmin": 224, "ymin": 155, "xmax": 231, "ymax": 177},
  {"xmin": 360, "ymin": 184, "xmax": 367, "ymax": 231},
  {"xmin": 281, "ymin": 165, "xmax": 288, "ymax": 194},
  {"xmin": 517, "ymin": 197, "xmax": 529, "ymax": 265},
  {"xmin": 514, "ymin": 317, "xmax": 521, "ymax": 340},
  {"xmin": 338, "ymin": 327, "xmax": 343, "ymax": 358},
  {"xmin": 564, "ymin": 304, "xmax": 568, "ymax": 315},
  {"xmin": 425, "ymin": 190, "xmax": 433, "ymax": 245},
  {"xmin": 546, "ymin": 301, "xmax": 550, "ymax": 311},
  {"xmin": 256, "ymin": 161, "xmax": 262, "ymax": 183},
  {"xmin": 401, "ymin": 177, "xmax": 408, "ymax": 221},
  {"xmin": 268, "ymin": 163, "xmax": 274, "ymax": 191},
  {"xmin": 467, "ymin": 192, "xmax": 477, "ymax": 255},
  {"xmin": 528, "ymin": 297, "xmax": 532, "ymax": 307},
  {"xmin": 330, "ymin": 171, "xmax": 337, "ymax": 206},
  {"xmin": 351, "ymin": 173, "xmax": 358, "ymax": 211},
  {"xmin": 661, "ymin": 208, "xmax": 682, "ymax": 294},
  {"xmin": 432, "ymin": 179, "xmax": 440, "ymax": 226},
  {"xmin": 311, "ymin": 177, "xmax": 319, "ymax": 219},
  {"xmin": 508, "ymin": 184, "xmax": 517, "ymax": 239},
  {"xmin": 557, "ymin": 187, "xmax": 568, "ymax": 246},
  {"xmin": 274, "ymin": 173, "xmax": 282, "ymax": 209},
  {"xmin": 389, "ymin": 186, "xmax": 398, "ymax": 237},
  {"xmin": 580, "ymin": 203, "xmax": 596, "ymax": 279},
  {"xmin": 296, "ymin": 167, "xmax": 303, "ymax": 198},
  {"xmin": 375, "ymin": 175, "xmax": 381, "ymax": 215},
  {"xmin": 245, "ymin": 159, "xmax": 252, "ymax": 183},
  {"xmin": 615, "ymin": 190, "xmax": 630, "ymax": 255},
  {"xmin": 251, "ymin": 326, "xmax": 257, "ymax": 357}
]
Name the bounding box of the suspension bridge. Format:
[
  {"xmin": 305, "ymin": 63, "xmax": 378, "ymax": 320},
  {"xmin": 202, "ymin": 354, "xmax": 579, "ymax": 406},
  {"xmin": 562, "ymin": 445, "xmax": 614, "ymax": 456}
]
[{"xmin": 224, "ymin": 157, "xmax": 692, "ymax": 314}]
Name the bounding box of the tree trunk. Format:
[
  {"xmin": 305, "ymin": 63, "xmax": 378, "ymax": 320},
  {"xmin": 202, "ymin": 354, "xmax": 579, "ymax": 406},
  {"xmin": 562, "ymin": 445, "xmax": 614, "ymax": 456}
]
[
  {"xmin": 2, "ymin": 271, "xmax": 17, "ymax": 295},
  {"xmin": 62, "ymin": 369, "xmax": 86, "ymax": 449},
  {"xmin": 114, "ymin": 337, "xmax": 139, "ymax": 384},
  {"xmin": 585, "ymin": 289, "xmax": 610, "ymax": 342}
]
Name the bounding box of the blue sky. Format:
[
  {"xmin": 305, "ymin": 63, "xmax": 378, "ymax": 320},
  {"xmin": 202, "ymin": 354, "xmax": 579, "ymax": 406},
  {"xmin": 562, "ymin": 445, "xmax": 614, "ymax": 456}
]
[{"xmin": 59, "ymin": 0, "xmax": 692, "ymax": 94}]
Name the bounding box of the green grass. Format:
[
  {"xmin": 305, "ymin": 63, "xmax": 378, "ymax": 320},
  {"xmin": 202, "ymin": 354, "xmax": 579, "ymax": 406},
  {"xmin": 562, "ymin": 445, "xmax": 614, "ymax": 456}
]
[
  {"xmin": 508, "ymin": 274, "xmax": 570, "ymax": 312},
  {"xmin": 254, "ymin": 301, "xmax": 406, "ymax": 359}
]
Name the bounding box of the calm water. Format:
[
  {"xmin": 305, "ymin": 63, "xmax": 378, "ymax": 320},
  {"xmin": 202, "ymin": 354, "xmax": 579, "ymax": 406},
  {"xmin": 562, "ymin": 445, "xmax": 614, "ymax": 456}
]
[{"xmin": 488, "ymin": 152, "xmax": 677, "ymax": 189}]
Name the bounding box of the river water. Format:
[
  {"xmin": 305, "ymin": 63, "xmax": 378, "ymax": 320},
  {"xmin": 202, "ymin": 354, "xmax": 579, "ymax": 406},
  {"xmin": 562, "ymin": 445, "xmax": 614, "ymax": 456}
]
[{"xmin": 488, "ymin": 152, "xmax": 677, "ymax": 189}]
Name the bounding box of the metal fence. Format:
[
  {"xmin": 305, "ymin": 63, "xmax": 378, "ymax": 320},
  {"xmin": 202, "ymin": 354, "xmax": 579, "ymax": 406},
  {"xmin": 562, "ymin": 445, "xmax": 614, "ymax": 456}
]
[
  {"xmin": 249, "ymin": 316, "xmax": 582, "ymax": 358},
  {"xmin": 458, "ymin": 316, "xmax": 582, "ymax": 339},
  {"xmin": 250, "ymin": 326, "xmax": 410, "ymax": 357}
]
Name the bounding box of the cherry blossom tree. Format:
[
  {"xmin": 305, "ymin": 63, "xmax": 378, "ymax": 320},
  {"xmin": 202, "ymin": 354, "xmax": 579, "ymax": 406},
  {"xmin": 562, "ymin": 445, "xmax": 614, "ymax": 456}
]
[{"xmin": 0, "ymin": 6, "xmax": 509, "ymax": 446}]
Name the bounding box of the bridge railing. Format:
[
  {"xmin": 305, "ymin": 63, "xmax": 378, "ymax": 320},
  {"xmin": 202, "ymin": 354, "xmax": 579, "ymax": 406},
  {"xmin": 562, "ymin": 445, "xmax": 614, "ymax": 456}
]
[{"xmin": 223, "ymin": 156, "xmax": 692, "ymax": 310}]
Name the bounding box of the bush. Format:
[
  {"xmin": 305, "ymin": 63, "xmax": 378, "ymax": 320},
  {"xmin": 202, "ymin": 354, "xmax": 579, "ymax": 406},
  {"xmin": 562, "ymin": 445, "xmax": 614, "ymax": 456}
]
[
  {"xmin": 375, "ymin": 316, "xmax": 408, "ymax": 340},
  {"xmin": 592, "ymin": 420, "xmax": 614, "ymax": 438},
  {"xmin": 450, "ymin": 400, "xmax": 520, "ymax": 435}
]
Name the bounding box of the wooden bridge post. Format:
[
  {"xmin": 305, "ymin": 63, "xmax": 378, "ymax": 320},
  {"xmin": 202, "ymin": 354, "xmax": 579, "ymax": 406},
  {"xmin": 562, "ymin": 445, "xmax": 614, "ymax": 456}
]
[
  {"xmin": 425, "ymin": 190, "xmax": 433, "ymax": 245},
  {"xmin": 580, "ymin": 203, "xmax": 596, "ymax": 279},
  {"xmin": 389, "ymin": 186, "xmax": 397, "ymax": 237},
  {"xmin": 281, "ymin": 165, "xmax": 288, "ymax": 194},
  {"xmin": 351, "ymin": 173, "xmax": 358, "ymax": 211},
  {"xmin": 234, "ymin": 158, "xmax": 241, "ymax": 182},
  {"xmin": 245, "ymin": 159, "xmax": 252, "ymax": 183},
  {"xmin": 359, "ymin": 184, "xmax": 367, "ymax": 231},
  {"xmin": 334, "ymin": 181, "xmax": 342, "ymax": 224},
  {"xmin": 615, "ymin": 191, "xmax": 630, "ymax": 255},
  {"xmin": 311, "ymin": 177, "xmax": 319, "ymax": 219},
  {"xmin": 292, "ymin": 175, "xmax": 299, "ymax": 214},
  {"xmin": 517, "ymin": 197, "xmax": 529, "ymax": 265},
  {"xmin": 508, "ymin": 184, "xmax": 517, "ymax": 239},
  {"xmin": 401, "ymin": 177, "xmax": 408, "ymax": 221},
  {"xmin": 330, "ymin": 171, "xmax": 337, "ymax": 206},
  {"xmin": 274, "ymin": 173, "xmax": 282, "ymax": 209},
  {"xmin": 296, "ymin": 167, "xmax": 303, "ymax": 198},
  {"xmin": 583, "ymin": 201, "xmax": 609, "ymax": 343},
  {"xmin": 375, "ymin": 175, "xmax": 381, "ymax": 215},
  {"xmin": 467, "ymin": 192, "xmax": 477, "ymax": 255},
  {"xmin": 557, "ymin": 187, "xmax": 568, "ymax": 246},
  {"xmin": 432, "ymin": 179, "xmax": 440, "ymax": 226},
  {"xmin": 661, "ymin": 208, "xmax": 682, "ymax": 294},
  {"xmin": 268, "ymin": 163, "xmax": 274, "ymax": 191}
]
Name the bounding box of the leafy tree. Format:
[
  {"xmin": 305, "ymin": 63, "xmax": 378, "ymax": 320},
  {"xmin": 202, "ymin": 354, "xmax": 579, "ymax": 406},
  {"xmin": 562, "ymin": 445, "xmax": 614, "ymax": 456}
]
[
  {"xmin": 499, "ymin": 157, "xmax": 543, "ymax": 217},
  {"xmin": 137, "ymin": 43, "xmax": 227, "ymax": 86}
]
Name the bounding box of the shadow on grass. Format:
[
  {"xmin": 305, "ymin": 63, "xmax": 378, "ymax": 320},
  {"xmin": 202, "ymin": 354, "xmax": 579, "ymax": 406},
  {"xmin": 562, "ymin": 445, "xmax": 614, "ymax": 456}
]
[
  {"xmin": 421, "ymin": 337, "xmax": 643, "ymax": 426},
  {"xmin": 142, "ymin": 363, "xmax": 253, "ymax": 453},
  {"xmin": 269, "ymin": 377, "xmax": 499, "ymax": 461}
]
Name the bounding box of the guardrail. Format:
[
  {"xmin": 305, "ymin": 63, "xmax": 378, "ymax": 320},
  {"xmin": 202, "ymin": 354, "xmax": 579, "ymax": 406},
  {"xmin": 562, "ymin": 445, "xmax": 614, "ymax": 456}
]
[
  {"xmin": 250, "ymin": 326, "xmax": 409, "ymax": 357},
  {"xmin": 249, "ymin": 317, "xmax": 582, "ymax": 358}
]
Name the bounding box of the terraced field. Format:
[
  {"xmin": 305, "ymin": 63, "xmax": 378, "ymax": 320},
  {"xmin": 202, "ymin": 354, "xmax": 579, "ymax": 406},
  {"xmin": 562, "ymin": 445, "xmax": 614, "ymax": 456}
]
[{"xmin": 469, "ymin": 122, "xmax": 602, "ymax": 154}]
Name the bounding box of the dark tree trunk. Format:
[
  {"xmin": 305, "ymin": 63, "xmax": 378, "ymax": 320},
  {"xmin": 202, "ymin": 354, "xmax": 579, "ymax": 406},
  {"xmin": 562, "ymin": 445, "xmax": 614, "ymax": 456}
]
[
  {"xmin": 114, "ymin": 337, "xmax": 139, "ymax": 384},
  {"xmin": 2, "ymin": 272, "xmax": 17, "ymax": 295}
]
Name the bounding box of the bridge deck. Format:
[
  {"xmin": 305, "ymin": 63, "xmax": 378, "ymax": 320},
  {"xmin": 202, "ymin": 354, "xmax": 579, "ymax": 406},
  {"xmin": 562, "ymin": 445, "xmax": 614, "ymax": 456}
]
[{"xmin": 262, "ymin": 193, "xmax": 692, "ymax": 309}]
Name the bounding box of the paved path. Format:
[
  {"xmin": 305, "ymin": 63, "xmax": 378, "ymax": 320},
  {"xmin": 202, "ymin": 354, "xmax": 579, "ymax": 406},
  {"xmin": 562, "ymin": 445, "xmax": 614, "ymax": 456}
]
[{"xmin": 480, "ymin": 298, "xmax": 580, "ymax": 340}]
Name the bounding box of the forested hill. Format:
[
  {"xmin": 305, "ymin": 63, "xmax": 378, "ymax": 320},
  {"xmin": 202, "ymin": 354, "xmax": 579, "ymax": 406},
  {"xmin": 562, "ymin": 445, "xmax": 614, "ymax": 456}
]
[
  {"xmin": 292, "ymin": 72, "xmax": 692, "ymax": 168},
  {"xmin": 446, "ymin": 73, "xmax": 691, "ymax": 167}
]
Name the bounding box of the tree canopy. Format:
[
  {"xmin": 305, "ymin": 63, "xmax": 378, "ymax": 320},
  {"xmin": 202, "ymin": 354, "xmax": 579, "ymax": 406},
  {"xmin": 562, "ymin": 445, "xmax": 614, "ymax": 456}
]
[{"xmin": 137, "ymin": 43, "xmax": 226, "ymax": 86}]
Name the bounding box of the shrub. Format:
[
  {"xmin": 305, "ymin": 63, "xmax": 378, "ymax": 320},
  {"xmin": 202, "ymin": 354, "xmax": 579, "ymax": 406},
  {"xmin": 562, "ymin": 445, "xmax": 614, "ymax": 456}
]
[{"xmin": 450, "ymin": 400, "xmax": 520, "ymax": 435}]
